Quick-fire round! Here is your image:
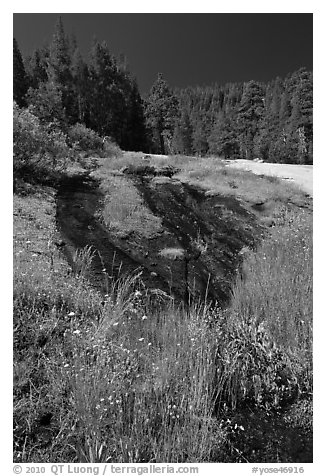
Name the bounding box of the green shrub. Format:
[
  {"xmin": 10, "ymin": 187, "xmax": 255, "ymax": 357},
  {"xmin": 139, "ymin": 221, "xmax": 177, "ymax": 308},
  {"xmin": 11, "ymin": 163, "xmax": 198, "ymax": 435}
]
[
  {"xmin": 66, "ymin": 125, "xmax": 122, "ymax": 167},
  {"xmin": 103, "ymin": 137, "xmax": 122, "ymax": 158},
  {"xmin": 67, "ymin": 123, "xmax": 103, "ymax": 154},
  {"xmin": 215, "ymin": 209, "xmax": 313, "ymax": 410},
  {"xmin": 215, "ymin": 317, "xmax": 304, "ymax": 411},
  {"xmin": 13, "ymin": 102, "xmax": 69, "ymax": 181}
]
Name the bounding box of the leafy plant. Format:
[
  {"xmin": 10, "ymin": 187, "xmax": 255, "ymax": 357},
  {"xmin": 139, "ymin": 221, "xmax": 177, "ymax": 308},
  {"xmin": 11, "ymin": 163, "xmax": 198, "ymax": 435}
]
[
  {"xmin": 13, "ymin": 102, "xmax": 69, "ymax": 181},
  {"xmin": 67, "ymin": 123, "xmax": 103, "ymax": 154}
]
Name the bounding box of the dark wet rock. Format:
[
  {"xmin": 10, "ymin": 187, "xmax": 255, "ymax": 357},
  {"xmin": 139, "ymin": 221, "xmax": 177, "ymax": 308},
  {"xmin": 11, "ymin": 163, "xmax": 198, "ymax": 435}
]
[
  {"xmin": 56, "ymin": 173, "xmax": 263, "ymax": 306},
  {"xmin": 122, "ymin": 164, "xmax": 157, "ymax": 176},
  {"xmin": 38, "ymin": 412, "xmax": 53, "ymax": 427},
  {"xmin": 252, "ymin": 201, "xmax": 266, "ymax": 211},
  {"xmin": 122, "ymin": 164, "xmax": 180, "ymax": 178},
  {"xmin": 221, "ymin": 403, "xmax": 312, "ymax": 463},
  {"xmin": 54, "ymin": 240, "xmax": 66, "ymax": 249}
]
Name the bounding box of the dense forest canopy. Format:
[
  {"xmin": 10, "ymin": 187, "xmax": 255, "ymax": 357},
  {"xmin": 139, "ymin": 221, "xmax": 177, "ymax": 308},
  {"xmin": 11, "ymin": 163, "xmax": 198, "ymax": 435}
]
[{"xmin": 13, "ymin": 17, "xmax": 313, "ymax": 165}]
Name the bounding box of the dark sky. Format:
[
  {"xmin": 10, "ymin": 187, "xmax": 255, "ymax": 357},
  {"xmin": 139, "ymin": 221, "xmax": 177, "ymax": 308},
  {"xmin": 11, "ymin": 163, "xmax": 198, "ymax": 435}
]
[{"xmin": 13, "ymin": 13, "xmax": 313, "ymax": 93}]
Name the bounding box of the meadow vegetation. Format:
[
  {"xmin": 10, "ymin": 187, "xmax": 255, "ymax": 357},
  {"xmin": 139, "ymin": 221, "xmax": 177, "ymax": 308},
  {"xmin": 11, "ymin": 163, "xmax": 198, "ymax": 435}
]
[
  {"xmin": 13, "ymin": 150, "xmax": 312, "ymax": 463},
  {"xmin": 93, "ymin": 173, "xmax": 163, "ymax": 239},
  {"xmin": 96, "ymin": 152, "xmax": 308, "ymax": 205}
]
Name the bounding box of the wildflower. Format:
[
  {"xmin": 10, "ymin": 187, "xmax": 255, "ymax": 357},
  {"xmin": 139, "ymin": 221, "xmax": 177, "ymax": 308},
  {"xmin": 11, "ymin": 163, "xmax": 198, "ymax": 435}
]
[
  {"xmin": 73, "ymin": 330, "xmax": 81, "ymax": 335},
  {"xmin": 63, "ymin": 363, "xmax": 69, "ymax": 368},
  {"xmin": 148, "ymin": 342, "xmax": 152, "ymax": 346},
  {"xmin": 142, "ymin": 315, "xmax": 148, "ymax": 320},
  {"xmin": 68, "ymin": 311, "xmax": 75, "ymax": 317},
  {"xmin": 138, "ymin": 338, "xmax": 144, "ymax": 342}
]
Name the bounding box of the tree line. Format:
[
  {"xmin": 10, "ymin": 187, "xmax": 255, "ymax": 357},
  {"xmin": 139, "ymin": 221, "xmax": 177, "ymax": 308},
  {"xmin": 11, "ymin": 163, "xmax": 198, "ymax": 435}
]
[
  {"xmin": 14, "ymin": 17, "xmax": 313, "ymax": 164},
  {"xmin": 147, "ymin": 70, "xmax": 312, "ymax": 164},
  {"xmin": 13, "ymin": 17, "xmax": 147, "ymax": 153}
]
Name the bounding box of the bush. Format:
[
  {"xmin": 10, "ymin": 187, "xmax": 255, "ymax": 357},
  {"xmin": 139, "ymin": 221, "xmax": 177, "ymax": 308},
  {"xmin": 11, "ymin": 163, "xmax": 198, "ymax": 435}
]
[
  {"xmin": 215, "ymin": 209, "xmax": 313, "ymax": 410},
  {"xmin": 102, "ymin": 137, "xmax": 122, "ymax": 158},
  {"xmin": 67, "ymin": 125, "xmax": 122, "ymax": 163},
  {"xmin": 67, "ymin": 123, "xmax": 103, "ymax": 154},
  {"xmin": 13, "ymin": 102, "xmax": 69, "ymax": 181}
]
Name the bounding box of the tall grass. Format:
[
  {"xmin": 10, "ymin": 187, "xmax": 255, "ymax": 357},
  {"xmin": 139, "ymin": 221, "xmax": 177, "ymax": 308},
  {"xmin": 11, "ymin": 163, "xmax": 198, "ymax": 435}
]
[
  {"xmin": 14, "ymin": 268, "xmax": 224, "ymax": 462},
  {"xmin": 65, "ymin": 295, "xmax": 223, "ymax": 463},
  {"xmin": 215, "ymin": 208, "xmax": 313, "ymax": 410},
  {"xmin": 13, "ymin": 191, "xmax": 224, "ymax": 462},
  {"xmin": 229, "ymin": 209, "xmax": 312, "ymax": 349}
]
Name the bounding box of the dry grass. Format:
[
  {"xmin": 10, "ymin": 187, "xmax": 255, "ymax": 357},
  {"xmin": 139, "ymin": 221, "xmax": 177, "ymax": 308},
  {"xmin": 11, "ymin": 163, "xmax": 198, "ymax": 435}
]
[
  {"xmin": 93, "ymin": 173, "xmax": 162, "ymax": 238},
  {"xmin": 159, "ymin": 247, "xmax": 185, "ymax": 260},
  {"xmin": 171, "ymin": 155, "xmax": 308, "ymax": 206},
  {"xmin": 95, "ymin": 152, "xmax": 145, "ymax": 173}
]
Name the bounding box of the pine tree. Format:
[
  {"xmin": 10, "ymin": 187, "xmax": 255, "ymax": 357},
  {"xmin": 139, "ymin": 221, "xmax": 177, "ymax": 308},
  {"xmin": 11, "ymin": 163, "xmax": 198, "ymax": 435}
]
[
  {"xmin": 172, "ymin": 111, "xmax": 193, "ymax": 155},
  {"xmin": 48, "ymin": 17, "xmax": 74, "ymax": 123},
  {"xmin": 25, "ymin": 47, "xmax": 49, "ymax": 89},
  {"xmin": 70, "ymin": 48, "xmax": 90, "ymax": 125},
  {"xmin": 192, "ymin": 119, "xmax": 209, "ymax": 156},
  {"xmin": 288, "ymin": 68, "xmax": 313, "ymax": 164},
  {"xmin": 145, "ymin": 73, "xmax": 179, "ymax": 154},
  {"xmin": 252, "ymin": 78, "xmax": 282, "ymax": 161},
  {"xmin": 209, "ymin": 111, "xmax": 239, "ymax": 159},
  {"xmin": 124, "ymin": 79, "xmax": 147, "ymax": 151},
  {"xmin": 88, "ymin": 40, "xmax": 119, "ymax": 137},
  {"xmin": 237, "ymin": 81, "xmax": 265, "ymax": 160},
  {"xmin": 13, "ymin": 38, "xmax": 28, "ymax": 107}
]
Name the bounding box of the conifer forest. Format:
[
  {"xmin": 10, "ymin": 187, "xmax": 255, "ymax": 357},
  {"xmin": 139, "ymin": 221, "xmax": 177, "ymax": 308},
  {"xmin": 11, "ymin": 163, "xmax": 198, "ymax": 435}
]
[{"xmin": 13, "ymin": 17, "xmax": 312, "ymax": 165}]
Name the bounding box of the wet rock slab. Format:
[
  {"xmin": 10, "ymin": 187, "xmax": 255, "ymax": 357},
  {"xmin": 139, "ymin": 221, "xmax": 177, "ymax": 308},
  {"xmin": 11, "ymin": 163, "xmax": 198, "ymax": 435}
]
[{"xmin": 56, "ymin": 173, "xmax": 263, "ymax": 305}]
